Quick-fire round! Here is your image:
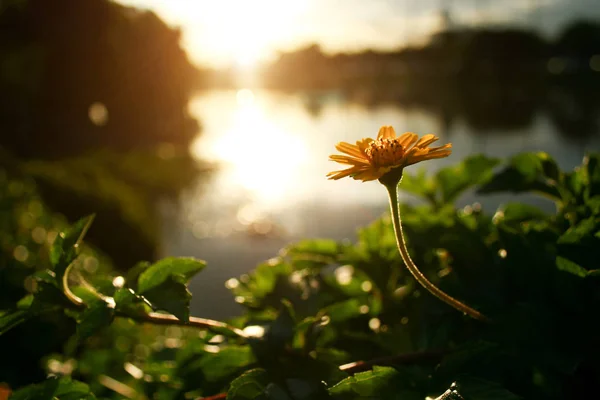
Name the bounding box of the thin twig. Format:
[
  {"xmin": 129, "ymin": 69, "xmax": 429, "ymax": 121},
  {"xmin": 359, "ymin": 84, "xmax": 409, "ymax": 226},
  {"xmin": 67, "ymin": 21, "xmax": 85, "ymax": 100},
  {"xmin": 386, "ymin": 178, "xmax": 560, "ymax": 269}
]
[
  {"xmin": 339, "ymin": 349, "xmax": 448, "ymax": 373},
  {"xmin": 62, "ymin": 263, "xmax": 247, "ymax": 338},
  {"xmin": 136, "ymin": 312, "xmax": 247, "ymax": 338}
]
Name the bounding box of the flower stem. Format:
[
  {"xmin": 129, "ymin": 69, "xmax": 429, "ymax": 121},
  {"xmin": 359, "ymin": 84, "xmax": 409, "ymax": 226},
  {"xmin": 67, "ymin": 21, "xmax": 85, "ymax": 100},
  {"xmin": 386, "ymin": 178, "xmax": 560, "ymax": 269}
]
[{"xmin": 384, "ymin": 183, "xmax": 490, "ymax": 322}]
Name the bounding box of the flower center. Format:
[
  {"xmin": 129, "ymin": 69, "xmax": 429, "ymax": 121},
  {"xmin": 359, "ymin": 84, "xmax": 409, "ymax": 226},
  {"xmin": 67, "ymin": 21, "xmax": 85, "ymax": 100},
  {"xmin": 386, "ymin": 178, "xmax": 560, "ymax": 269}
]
[{"xmin": 365, "ymin": 138, "xmax": 406, "ymax": 168}]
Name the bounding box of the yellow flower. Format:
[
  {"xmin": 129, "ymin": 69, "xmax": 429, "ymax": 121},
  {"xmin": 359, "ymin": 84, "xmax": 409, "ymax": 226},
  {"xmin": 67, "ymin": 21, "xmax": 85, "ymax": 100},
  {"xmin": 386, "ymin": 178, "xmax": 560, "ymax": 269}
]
[{"xmin": 327, "ymin": 126, "xmax": 452, "ymax": 182}]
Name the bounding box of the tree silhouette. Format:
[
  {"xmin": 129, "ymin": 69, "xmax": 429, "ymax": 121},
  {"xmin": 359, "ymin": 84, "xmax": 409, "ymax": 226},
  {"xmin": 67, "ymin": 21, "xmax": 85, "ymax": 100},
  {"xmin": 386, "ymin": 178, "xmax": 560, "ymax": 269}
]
[{"xmin": 0, "ymin": 0, "xmax": 199, "ymax": 158}]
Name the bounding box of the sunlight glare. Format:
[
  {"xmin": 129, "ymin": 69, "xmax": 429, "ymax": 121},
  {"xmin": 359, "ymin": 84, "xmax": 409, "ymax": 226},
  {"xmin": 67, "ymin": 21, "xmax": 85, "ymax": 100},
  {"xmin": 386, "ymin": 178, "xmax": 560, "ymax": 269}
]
[
  {"xmin": 191, "ymin": 0, "xmax": 307, "ymax": 68},
  {"xmin": 117, "ymin": 0, "xmax": 309, "ymax": 67},
  {"xmin": 210, "ymin": 89, "xmax": 307, "ymax": 203}
]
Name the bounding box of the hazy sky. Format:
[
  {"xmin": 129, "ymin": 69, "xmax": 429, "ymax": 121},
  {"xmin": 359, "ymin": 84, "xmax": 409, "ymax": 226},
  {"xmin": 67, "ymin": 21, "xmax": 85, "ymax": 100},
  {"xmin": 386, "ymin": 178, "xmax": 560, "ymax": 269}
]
[{"xmin": 117, "ymin": 0, "xmax": 600, "ymax": 67}]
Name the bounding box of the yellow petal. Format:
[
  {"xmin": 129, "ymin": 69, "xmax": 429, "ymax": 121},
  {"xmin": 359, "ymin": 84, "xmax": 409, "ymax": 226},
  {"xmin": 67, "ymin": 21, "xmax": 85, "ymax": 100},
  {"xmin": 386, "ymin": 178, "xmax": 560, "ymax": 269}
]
[
  {"xmin": 397, "ymin": 132, "xmax": 418, "ymax": 149},
  {"xmin": 335, "ymin": 142, "xmax": 366, "ymax": 159},
  {"xmin": 356, "ymin": 138, "xmax": 374, "ymax": 153},
  {"xmin": 377, "ymin": 126, "xmax": 396, "ymax": 140},
  {"xmin": 403, "ymin": 146, "xmax": 421, "ymax": 160},
  {"xmin": 353, "ymin": 168, "xmax": 385, "ymax": 181},
  {"xmin": 326, "ymin": 166, "xmax": 363, "ymax": 180},
  {"xmin": 414, "ymin": 134, "xmax": 439, "ymax": 148},
  {"xmin": 329, "ymin": 154, "xmax": 370, "ymax": 165},
  {"xmin": 405, "ymin": 149, "xmax": 452, "ymax": 166},
  {"xmin": 427, "ymin": 143, "xmax": 452, "ymax": 152}
]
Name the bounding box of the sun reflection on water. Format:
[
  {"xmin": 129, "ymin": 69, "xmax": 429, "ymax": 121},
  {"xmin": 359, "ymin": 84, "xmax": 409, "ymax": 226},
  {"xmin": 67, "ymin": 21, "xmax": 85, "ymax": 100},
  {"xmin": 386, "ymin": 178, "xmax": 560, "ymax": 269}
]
[{"xmin": 192, "ymin": 89, "xmax": 307, "ymax": 206}]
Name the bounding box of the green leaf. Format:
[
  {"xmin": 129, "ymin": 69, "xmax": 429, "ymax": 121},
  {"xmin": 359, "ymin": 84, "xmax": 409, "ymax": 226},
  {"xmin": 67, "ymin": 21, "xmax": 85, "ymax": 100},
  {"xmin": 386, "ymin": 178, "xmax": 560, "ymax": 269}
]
[
  {"xmin": 113, "ymin": 287, "xmax": 151, "ymax": 316},
  {"xmin": 54, "ymin": 378, "xmax": 96, "ymax": 400},
  {"xmin": 287, "ymin": 239, "xmax": 340, "ymax": 258},
  {"xmin": 17, "ymin": 294, "xmax": 34, "ymax": 309},
  {"xmin": 32, "ymin": 269, "xmax": 57, "ymax": 284},
  {"xmin": 477, "ymin": 152, "xmax": 561, "ymax": 200},
  {"xmin": 265, "ymin": 301, "xmax": 296, "ymax": 350},
  {"xmin": 399, "ymin": 168, "xmax": 437, "ymax": 203},
  {"xmin": 229, "ymin": 259, "xmax": 294, "ymax": 307},
  {"xmin": 194, "ymin": 345, "xmax": 256, "ymax": 383},
  {"xmin": 556, "ymin": 256, "xmax": 588, "ymax": 278},
  {"xmin": 51, "ymin": 215, "xmax": 95, "ymax": 286},
  {"xmin": 137, "ymin": 257, "xmax": 206, "ymax": 293},
  {"xmin": 323, "ymin": 299, "xmax": 363, "ymax": 323},
  {"xmin": 10, "ymin": 376, "xmax": 60, "ymax": 400},
  {"xmin": 11, "ymin": 376, "xmax": 96, "ymax": 400},
  {"xmin": 76, "ymin": 300, "xmax": 115, "ymax": 340},
  {"xmin": 584, "ymin": 153, "xmax": 600, "ymax": 197},
  {"xmin": 284, "ymin": 379, "xmax": 329, "ymax": 400},
  {"xmin": 285, "ymin": 239, "xmax": 341, "ymax": 270},
  {"xmin": 329, "ymin": 366, "xmax": 400, "ymax": 398},
  {"xmin": 141, "ymin": 277, "xmax": 191, "ymax": 321},
  {"xmin": 495, "ymin": 203, "xmax": 548, "ymax": 225},
  {"xmin": 0, "ymin": 309, "xmax": 30, "ymax": 336},
  {"xmin": 125, "ymin": 261, "xmax": 151, "ymax": 291},
  {"xmin": 30, "ymin": 281, "xmax": 72, "ymax": 312},
  {"xmin": 227, "ymin": 369, "xmax": 270, "ymax": 400},
  {"xmin": 586, "ymin": 196, "xmax": 600, "ymax": 215},
  {"xmin": 436, "ymin": 154, "xmax": 500, "ymax": 204},
  {"xmin": 558, "ymin": 217, "xmax": 598, "ymax": 244}
]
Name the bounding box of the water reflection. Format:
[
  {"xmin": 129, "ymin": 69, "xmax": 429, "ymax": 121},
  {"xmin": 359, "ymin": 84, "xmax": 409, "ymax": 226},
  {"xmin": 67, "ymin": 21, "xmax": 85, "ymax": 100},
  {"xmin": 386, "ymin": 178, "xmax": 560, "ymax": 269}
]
[
  {"xmin": 192, "ymin": 89, "xmax": 308, "ymax": 205},
  {"xmin": 168, "ymin": 89, "xmax": 600, "ymax": 319}
]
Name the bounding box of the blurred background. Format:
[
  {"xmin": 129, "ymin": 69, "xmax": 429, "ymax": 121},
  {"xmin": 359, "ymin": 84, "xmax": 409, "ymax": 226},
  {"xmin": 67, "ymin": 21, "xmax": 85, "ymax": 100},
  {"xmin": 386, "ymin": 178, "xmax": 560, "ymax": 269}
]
[{"xmin": 2, "ymin": 0, "xmax": 600, "ymax": 322}]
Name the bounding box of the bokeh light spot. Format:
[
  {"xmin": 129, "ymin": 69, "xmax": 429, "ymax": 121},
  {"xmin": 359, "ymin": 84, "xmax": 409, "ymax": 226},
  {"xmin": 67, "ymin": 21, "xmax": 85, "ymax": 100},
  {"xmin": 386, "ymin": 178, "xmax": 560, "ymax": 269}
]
[{"xmin": 88, "ymin": 102, "xmax": 109, "ymax": 126}]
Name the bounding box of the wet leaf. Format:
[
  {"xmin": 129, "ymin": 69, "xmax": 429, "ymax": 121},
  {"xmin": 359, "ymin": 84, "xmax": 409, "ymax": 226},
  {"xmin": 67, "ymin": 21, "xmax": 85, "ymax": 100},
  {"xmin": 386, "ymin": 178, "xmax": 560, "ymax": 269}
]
[
  {"xmin": 141, "ymin": 277, "xmax": 191, "ymax": 321},
  {"xmin": 227, "ymin": 369, "xmax": 270, "ymax": 400},
  {"xmin": 137, "ymin": 257, "xmax": 206, "ymax": 293},
  {"xmin": 329, "ymin": 366, "xmax": 400, "ymax": 398}
]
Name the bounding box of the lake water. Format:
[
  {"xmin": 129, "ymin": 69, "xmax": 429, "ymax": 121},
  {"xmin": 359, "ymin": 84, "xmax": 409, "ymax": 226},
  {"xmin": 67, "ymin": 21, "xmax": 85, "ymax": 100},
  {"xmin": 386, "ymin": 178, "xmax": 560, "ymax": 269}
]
[{"xmin": 160, "ymin": 89, "xmax": 600, "ymax": 319}]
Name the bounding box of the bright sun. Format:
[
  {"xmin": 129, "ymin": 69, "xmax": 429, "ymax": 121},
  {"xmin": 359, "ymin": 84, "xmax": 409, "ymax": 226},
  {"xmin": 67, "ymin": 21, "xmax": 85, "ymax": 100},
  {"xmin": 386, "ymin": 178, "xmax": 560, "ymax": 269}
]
[
  {"xmin": 201, "ymin": 0, "xmax": 307, "ymax": 68},
  {"xmin": 122, "ymin": 0, "xmax": 309, "ymax": 68}
]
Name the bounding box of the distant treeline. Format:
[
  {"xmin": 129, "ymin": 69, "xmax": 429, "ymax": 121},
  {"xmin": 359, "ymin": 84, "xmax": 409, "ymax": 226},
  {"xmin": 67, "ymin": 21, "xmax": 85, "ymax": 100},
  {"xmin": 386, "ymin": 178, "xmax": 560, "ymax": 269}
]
[
  {"xmin": 261, "ymin": 20, "xmax": 600, "ymax": 90},
  {"xmin": 0, "ymin": 0, "xmax": 199, "ymax": 159},
  {"xmin": 248, "ymin": 20, "xmax": 600, "ymax": 138}
]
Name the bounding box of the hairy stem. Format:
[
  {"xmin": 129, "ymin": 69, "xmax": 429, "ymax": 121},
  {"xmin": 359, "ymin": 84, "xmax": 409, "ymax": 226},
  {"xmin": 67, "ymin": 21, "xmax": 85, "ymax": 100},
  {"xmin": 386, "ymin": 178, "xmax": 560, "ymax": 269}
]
[
  {"xmin": 384, "ymin": 184, "xmax": 490, "ymax": 322},
  {"xmin": 62, "ymin": 263, "xmax": 247, "ymax": 338}
]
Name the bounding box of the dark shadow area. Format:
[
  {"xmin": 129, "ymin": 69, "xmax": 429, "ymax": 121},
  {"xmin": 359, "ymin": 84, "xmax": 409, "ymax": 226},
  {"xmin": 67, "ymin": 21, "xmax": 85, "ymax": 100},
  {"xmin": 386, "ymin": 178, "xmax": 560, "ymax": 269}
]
[
  {"xmin": 0, "ymin": 0, "xmax": 204, "ymax": 266},
  {"xmin": 0, "ymin": 0, "xmax": 204, "ymax": 387}
]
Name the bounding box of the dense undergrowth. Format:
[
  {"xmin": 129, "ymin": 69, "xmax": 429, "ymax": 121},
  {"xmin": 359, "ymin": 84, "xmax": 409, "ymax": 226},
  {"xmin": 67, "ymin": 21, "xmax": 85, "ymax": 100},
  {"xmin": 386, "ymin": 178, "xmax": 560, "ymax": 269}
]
[{"xmin": 1, "ymin": 151, "xmax": 599, "ymax": 399}]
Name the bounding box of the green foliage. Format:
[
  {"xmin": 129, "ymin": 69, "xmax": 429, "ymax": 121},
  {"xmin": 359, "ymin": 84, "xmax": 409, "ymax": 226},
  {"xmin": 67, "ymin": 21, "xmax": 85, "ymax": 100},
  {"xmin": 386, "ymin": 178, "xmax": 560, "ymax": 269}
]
[
  {"xmin": 50, "ymin": 215, "xmax": 95, "ymax": 288},
  {"xmin": 136, "ymin": 257, "xmax": 206, "ymax": 321},
  {"xmin": 2, "ymin": 152, "xmax": 600, "ymax": 399},
  {"xmin": 478, "ymin": 152, "xmax": 561, "ymax": 199},
  {"xmin": 76, "ymin": 300, "xmax": 115, "ymax": 341},
  {"xmin": 329, "ymin": 366, "xmax": 404, "ymax": 399},
  {"xmin": 11, "ymin": 376, "xmax": 96, "ymax": 400},
  {"xmin": 227, "ymin": 369, "xmax": 271, "ymax": 400}
]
